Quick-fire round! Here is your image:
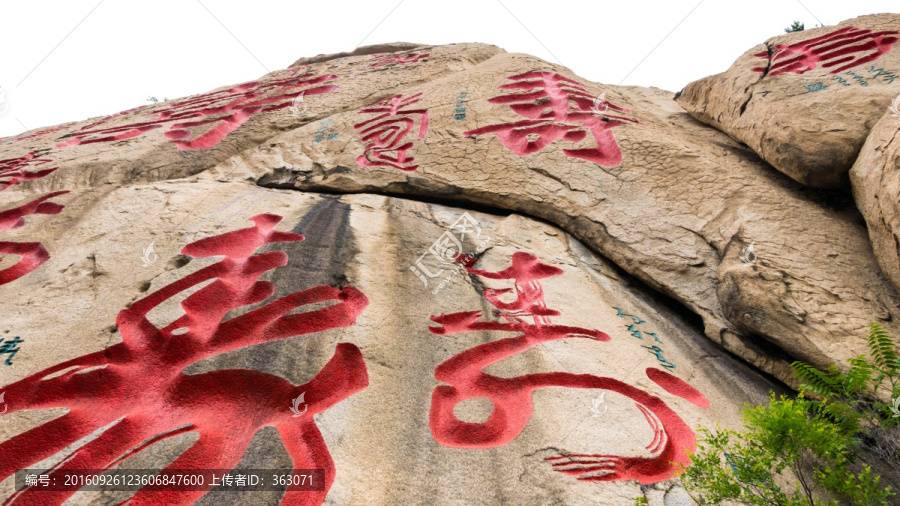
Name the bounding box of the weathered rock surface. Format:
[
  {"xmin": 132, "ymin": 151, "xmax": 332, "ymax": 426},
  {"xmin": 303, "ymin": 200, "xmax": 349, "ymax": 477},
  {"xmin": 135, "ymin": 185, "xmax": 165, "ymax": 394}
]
[
  {"xmin": 850, "ymin": 106, "xmax": 900, "ymax": 293},
  {"xmin": 677, "ymin": 14, "xmax": 900, "ymax": 189},
  {"xmin": 0, "ymin": 37, "xmax": 896, "ymax": 505},
  {"xmin": 253, "ymin": 51, "xmax": 900, "ymax": 386}
]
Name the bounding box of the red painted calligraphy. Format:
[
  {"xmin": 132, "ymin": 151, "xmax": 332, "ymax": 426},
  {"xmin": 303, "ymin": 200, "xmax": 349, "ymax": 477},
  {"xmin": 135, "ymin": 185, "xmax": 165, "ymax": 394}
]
[
  {"xmin": 752, "ymin": 26, "xmax": 900, "ymax": 76},
  {"xmin": 0, "ymin": 153, "xmax": 68, "ymax": 286},
  {"xmin": 8, "ymin": 124, "xmax": 73, "ymax": 145},
  {"xmin": 56, "ymin": 69, "xmax": 338, "ymax": 151},
  {"xmin": 464, "ymin": 72, "xmax": 639, "ymax": 167},
  {"xmin": 0, "ymin": 153, "xmax": 57, "ymax": 192},
  {"xmin": 0, "ymin": 214, "xmax": 369, "ymax": 505},
  {"xmin": 0, "ymin": 191, "xmax": 68, "ymax": 285},
  {"xmin": 354, "ymin": 93, "xmax": 429, "ymax": 171},
  {"xmin": 428, "ymin": 251, "xmax": 707, "ymax": 483}
]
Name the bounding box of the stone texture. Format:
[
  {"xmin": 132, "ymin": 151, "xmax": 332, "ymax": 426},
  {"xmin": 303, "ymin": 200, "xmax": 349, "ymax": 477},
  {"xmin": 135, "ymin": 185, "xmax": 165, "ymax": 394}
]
[
  {"xmin": 0, "ymin": 177, "xmax": 780, "ymax": 504},
  {"xmin": 0, "ymin": 39, "xmax": 897, "ymax": 505},
  {"xmin": 676, "ymin": 14, "xmax": 900, "ymax": 189},
  {"xmin": 252, "ymin": 50, "xmax": 900, "ymax": 386},
  {"xmin": 850, "ymin": 105, "xmax": 900, "ymax": 293}
]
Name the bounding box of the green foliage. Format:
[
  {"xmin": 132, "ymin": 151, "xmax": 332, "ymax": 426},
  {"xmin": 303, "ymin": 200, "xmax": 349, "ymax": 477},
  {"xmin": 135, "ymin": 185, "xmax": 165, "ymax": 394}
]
[
  {"xmin": 682, "ymin": 323, "xmax": 900, "ymax": 505},
  {"xmin": 681, "ymin": 394, "xmax": 892, "ymax": 505},
  {"xmin": 633, "ymin": 497, "xmax": 648, "ymax": 506},
  {"xmin": 785, "ymin": 21, "xmax": 805, "ymax": 33}
]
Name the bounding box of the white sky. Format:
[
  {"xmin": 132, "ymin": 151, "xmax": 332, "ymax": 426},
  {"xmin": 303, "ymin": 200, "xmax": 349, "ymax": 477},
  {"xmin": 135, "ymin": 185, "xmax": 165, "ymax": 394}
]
[{"xmin": 0, "ymin": 0, "xmax": 898, "ymax": 137}]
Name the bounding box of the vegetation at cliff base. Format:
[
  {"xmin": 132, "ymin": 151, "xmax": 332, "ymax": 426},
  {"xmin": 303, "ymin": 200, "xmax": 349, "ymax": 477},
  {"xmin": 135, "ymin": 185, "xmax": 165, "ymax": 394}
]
[{"xmin": 680, "ymin": 323, "xmax": 899, "ymax": 505}]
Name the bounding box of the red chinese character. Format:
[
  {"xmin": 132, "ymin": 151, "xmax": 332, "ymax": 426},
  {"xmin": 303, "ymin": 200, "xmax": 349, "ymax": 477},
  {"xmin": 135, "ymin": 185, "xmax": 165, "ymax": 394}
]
[
  {"xmin": 0, "ymin": 153, "xmax": 68, "ymax": 286},
  {"xmin": 0, "ymin": 153, "xmax": 58, "ymax": 192},
  {"xmin": 56, "ymin": 69, "xmax": 339, "ymax": 151},
  {"xmin": 354, "ymin": 93, "xmax": 429, "ymax": 171},
  {"xmin": 369, "ymin": 53, "xmax": 429, "ymax": 67},
  {"xmin": 0, "ymin": 191, "xmax": 68, "ymax": 285},
  {"xmin": 752, "ymin": 26, "xmax": 900, "ymax": 76},
  {"xmin": 464, "ymin": 72, "xmax": 639, "ymax": 167},
  {"xmin": 428, "ymin": 251, "xmax": 708, "ymax": 484},
  {"xmin": 0, "ymin": 214, "xmax": 369, "ymax": 505}
]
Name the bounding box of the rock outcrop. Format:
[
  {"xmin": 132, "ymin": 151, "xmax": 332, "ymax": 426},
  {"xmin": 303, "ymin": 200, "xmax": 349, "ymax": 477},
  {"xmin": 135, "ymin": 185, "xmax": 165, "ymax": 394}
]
[
  {"xmin": 677, "ymin": 14, "xmax": 900, "ymax": 189},
  {"xmin": 851, "ymin": 105, "xmax": 900, "ymax": 293},
  {"xmin": 253, "ymin": 51, "xmax": 900, "ymax": 385},
  {"xmin": 0, "ymin": 37, "xmax": 896, "ymax": 505}
]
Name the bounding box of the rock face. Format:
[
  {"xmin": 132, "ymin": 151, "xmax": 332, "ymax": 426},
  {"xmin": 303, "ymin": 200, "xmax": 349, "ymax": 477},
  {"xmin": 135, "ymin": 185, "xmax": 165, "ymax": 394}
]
[
  {"xmin": 850, "ymin": 106, "xmax": 900, "ymax": 293},
  {"xmin": 677, "ymin": 14, "xmax": 900, "ymax": 189},
  {"xmin": 0, "ymin": 42, "xmax": 502, "ymax": 192},
  {"xmin": 0, "ymin": 39, "xmax": 895, "ymax": 505}
]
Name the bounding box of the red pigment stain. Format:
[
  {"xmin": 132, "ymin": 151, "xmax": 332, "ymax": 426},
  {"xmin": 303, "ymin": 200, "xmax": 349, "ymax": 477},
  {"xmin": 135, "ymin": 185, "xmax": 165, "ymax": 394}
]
[
  {"xmin": 354, "ymin": 93, "xmax": 429, "ymax": 172},
  {"xmin": 752, "ymin": 26, "xmax": 900, "ymax": 76},
  {"xmin": 464, "ymin": 71, "xmax": 639, "ymax": 167},
  {"xmin": 429, "ymin": 251, "xmax": 706, "ymax": 484}
]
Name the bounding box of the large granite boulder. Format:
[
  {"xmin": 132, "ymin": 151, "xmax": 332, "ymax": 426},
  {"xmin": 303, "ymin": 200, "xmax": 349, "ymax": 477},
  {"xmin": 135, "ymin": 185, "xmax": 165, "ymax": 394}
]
[
  {"xmin": 850, "ymin": 103, "xmax": 900, "ymax": 293},
  {"xmin": 0, "ymin": 39, "xmax": 896, "ymax": 505},
  {"xmin": 676, "ymin": 14, "xmax": 900, "ymax": 189}
]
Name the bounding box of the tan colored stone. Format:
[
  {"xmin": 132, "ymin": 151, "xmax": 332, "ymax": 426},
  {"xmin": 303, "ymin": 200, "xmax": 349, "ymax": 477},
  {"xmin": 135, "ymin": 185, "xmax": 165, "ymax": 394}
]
[
  {"xmin": 0, "ymin": 177, "xmax": 780, "ymax": 504},
  {"xmin": 677, "ymin": 14, "xmax": 900, "ymax": 189},
  {"xmin": 850, "ymin": 105, "xmax": 900, "ymax": 293},
  {"xmin": 1, "ymin": 40, "xmax": 898, "ymax": 504},
  {"xmin": 254, "ymin": 51, "xmax": 900, "ymax": 385}
]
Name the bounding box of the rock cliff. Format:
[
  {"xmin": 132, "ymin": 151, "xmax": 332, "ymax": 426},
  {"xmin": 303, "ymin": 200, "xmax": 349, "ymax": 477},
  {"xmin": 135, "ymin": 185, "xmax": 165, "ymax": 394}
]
[{"xmin": 0, "ymin": 26, "xmax": 898, "ymax": 505}]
